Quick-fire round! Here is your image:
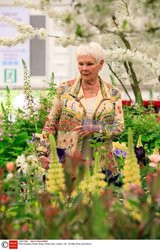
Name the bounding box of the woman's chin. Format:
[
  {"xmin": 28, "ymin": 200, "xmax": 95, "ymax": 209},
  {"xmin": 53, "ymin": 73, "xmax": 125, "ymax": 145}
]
[{"xmin": 81, "ymin": 75, "xmax": 91, "ymax": 80}]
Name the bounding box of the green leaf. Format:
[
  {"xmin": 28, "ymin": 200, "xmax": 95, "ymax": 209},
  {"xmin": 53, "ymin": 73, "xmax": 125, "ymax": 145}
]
[
  {"xmin": 13, "ymin": 132, "xmax": 29, "ymax": 144},
  {"xmin": 127, "ymin": 198, "xmax": 140, "ymax": 208},
  {"xmin": 0, "ymin": 148, "xmax": 5, "ymax": 154},
  {"xmin": 12, "ymin": 147, "xmax": 24, "ymax": 152},
  {"xmin": 76, "ymin": 24, "xmax": 84, "ymax": 37},
  {"xmin": 90, "ymin": 195, "xmax": 108, "ymax": 239},
  {"xmin": 122, "ymin": 19, "xmax": 128, "ymax": 30}
]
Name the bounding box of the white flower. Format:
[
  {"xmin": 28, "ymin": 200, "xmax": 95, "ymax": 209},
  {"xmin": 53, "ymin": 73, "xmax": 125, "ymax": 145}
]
[
  {"xmin": 6, "ymin": 172, "xmax": 14, "ymax": 180},
  {"xmin": 8, "ymin": 114, "xmax": 17, "ymax": 123},
  {"xmin": 36, "ymin": 168, "xmax": 46, "ymax": 180},
  {"xmin": 36, "ymin": 28, "xmax": 47, "ymax": 40},
  {"xmin": 16, "ymin": 154, "xmax": 29, "ymax": 174},
  {"xmin": 17, "ymin": 163, "xmax": 28, "ymax": 174},
  {"xmin": 105, "ymin": 48, "xmax": 160, "ymax": 77},
  {"xmin": 16, "ymin": 154, "xmax": 26, "ymax": 167},
  {"xmin": 26, "ymin": 155, "xmax": 38, "ymax": 166},
  {"xmin": 0, "ymin": 15, "xmax": 46, "ymax": 47}
]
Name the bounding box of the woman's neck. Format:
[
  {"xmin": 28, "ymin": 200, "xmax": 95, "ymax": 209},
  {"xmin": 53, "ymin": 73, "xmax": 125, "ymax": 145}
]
[
  {"xmin": 82, "ymin": 78, "xmax": 100, "ymax": 97},
  {"xmin": 82, "ymin": 78, "xmax": 100, "ymax": 89}
]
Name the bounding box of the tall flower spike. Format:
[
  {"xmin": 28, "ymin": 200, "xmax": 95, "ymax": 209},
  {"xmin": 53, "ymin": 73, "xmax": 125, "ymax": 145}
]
[
  {"xmin": 135, "ymin": 134, "xmax": 146, "ymax": 166},
  {"xmin": 49, "ymin": 133, "xmax": 59, "ymax": 163},
  {"xmin": 123, "ymin": 128, "xmax": 142, "ymax": 222},
  {"xmin": 72, "ymin": 152, "xmax": 106, "ymax": 205},
  {"xmin": 22, "ymin": 59, "xmax": 35, "ymax": 116},
  {"xmin": 93, "ymin": 152, "xmax": 101, "ymax": 174},
  {"xmin": 123, "ymin": 128, "xmax": 142, "ymax": 192},
  {"xmin": 153, "ymin": 147, "xmax": 159, "ymax": 154},
  {"xmin": 47, "ymin": 72, "xmax": 56, "ymax": 106},
  {"xmin": 92, "ymin": 152, "xmax": 106, "ymax": 193},
  {"xmin": 128, "ymin": 127, "xmax": 134, "ymax": 156},
  {"xmin": 46, "ymin": 134, "xmax": 66, "ymax": 205},
  {"xmin": 136, "ymin": 135, "xmax": 143, "ymax": 148}
]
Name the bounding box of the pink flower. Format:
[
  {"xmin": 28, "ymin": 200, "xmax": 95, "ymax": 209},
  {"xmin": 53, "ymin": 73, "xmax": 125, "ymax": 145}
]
[
  {"xmin": 148, "ymin": 154, "xmax": 160, "ymax": 168},
  {"xmin": 149, "ymin": 162, "xmax": 158, "ymax": 168},
  {"xmin": 148, "ymin": 154, "xmax": 160, "ymax": 162}
]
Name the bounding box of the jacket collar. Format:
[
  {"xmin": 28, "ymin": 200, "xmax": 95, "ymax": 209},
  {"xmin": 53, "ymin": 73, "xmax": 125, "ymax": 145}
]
[
  {"xmin": 69, "ymin": 77, "xmax": 111, "ymax": 117},
  {"xmin": 70, "ymin": 76, "xmax": 111, "ymax": 100},
  {"xmin": 70, "ymin": 77, "xmax": 82, "ymax": 99}
]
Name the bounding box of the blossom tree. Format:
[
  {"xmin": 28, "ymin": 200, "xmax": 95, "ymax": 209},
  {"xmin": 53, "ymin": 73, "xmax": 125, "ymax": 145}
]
[{"xmin": 1, "ymin": 0, "xmax": 160, "ymax": 102}]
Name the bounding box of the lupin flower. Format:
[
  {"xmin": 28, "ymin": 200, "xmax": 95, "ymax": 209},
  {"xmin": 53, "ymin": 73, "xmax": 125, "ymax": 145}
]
[
  {"xmin": 123, "ymin": 128, "xmax": 142, "ymax": 192},
  {"xmin": 148, "ymin": 148, "xmax": 160, "ymax": 168},
  {"xmin": 123, "ymin": 128, "xmax": 142, "ymax": 222},
  {"xmin": 134, "ymin": 135, "xmax": 146, "ymax": 166},
  {"xmin": 92, "ymin": 152, "xmax": 106, "ymax": 193},
  {"xmin": 46, "ymin": 134, "xmax": 66, "ymax": 206},
  {"xmin": 72, "ymin": 152, "xmax": 106, "ymax": 205}
]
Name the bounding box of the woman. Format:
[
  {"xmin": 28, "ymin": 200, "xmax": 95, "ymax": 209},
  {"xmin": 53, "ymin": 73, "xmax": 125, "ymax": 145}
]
[{"xmin": 37, "ymin": 42, "xmax": 124, "ymax": 179}]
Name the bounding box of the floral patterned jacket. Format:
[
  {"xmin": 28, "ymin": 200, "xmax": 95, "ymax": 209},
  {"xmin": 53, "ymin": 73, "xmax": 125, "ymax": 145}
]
[{"xmin": 37, "ymin": 77, "xmax": 124, "ymax": 175}]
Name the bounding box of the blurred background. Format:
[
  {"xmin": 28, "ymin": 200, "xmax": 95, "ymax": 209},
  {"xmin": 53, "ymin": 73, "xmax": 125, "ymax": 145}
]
[{"xmin": 0, "ymin": 0, "xmax": 159, "ymax": 108}]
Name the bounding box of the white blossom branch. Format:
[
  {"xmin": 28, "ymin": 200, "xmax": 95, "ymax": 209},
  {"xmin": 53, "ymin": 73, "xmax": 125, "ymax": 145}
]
[
  {"xmin": 105, "ymin": 48, "xmax": 160, "ymax": 77},
  {"xmin": 0, "ymin": 15, "xmax": 47, "ymax": 46}
]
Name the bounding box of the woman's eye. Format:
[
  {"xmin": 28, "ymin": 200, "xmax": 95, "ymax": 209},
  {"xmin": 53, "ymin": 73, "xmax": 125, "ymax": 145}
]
[{"xmin": 78, "ymin": 62, "xmax": 94, "ymax": 67}]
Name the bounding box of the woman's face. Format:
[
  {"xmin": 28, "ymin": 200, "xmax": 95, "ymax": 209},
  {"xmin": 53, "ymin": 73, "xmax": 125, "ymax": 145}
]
[{"xmin": 77, "ymin": 55, "xmax": 104, "ymax": 82}]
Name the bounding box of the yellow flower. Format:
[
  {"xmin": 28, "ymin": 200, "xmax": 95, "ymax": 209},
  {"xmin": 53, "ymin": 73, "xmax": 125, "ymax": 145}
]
[
  {"xmin": 97, "ymin": 181, "xmax": 106, "ymax": 188},
  {"xmin": 123, "ymin": 128, "xmax": 142, "ymax": 221},
  {"xmin": 46, "ymin": 134, "xmax": 66, "ymax": 205}
]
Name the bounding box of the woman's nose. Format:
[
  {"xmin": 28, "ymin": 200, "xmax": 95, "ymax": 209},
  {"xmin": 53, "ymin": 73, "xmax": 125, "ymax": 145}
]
[{"xmin": 82, "ymin": 64, "xmax": 88, "ymax": 70}]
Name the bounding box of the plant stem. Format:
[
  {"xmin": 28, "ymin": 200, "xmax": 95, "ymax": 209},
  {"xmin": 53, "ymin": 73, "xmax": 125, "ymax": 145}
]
[
  {"xmin": 118, "ymin": 31, "xmax": 143, "ymax": 103},
  {"xmin": 108, "ymin": 63, "xmax": 132, "ymax": 101}
]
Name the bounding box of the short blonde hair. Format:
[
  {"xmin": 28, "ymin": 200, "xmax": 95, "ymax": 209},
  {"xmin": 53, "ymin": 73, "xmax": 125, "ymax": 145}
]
[{"xmin": 76, "ymin": 42, "xmax": 105, "ymax": 62}]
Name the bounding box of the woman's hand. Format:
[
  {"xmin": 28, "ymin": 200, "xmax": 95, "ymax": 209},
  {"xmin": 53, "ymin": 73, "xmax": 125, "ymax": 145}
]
[
  {"xmin": 39, "ymin": 156, "xmax": 50, "ymax": 170},
  {"xmin": 72, "ymin": 124, "xmax": 100, "ymax": 137}
]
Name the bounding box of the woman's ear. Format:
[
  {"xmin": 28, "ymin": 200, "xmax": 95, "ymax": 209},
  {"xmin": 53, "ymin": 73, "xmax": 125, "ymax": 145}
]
[{"xmin": 99, "ymin": 59, "xmax": 104, "ymax": 69}]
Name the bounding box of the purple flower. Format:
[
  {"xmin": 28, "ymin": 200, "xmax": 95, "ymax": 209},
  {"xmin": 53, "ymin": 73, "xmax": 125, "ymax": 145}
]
[
  {"xmin": 114, "ymin": 149, "xmax": 127, "ymax": 158},
  {"xmin": 114, "ymin": 149, "xmax": 122, "ymax": 157},
  {"xmin": 56, "ymin": 148, "xmax": 66, "ymax": 163},
  {"xmin": 122, "ymin": 151, "xmax": 127, "ymax": 158},
  {"xmin": 134, "ymin": 146, "xmax": 147, "ymax": 165}
]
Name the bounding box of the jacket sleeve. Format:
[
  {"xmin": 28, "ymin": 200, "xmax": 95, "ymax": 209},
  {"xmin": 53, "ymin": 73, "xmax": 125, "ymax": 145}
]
[
  {"xmin": 109, "ymin": 90, "xmax": 125, "ymax": 136},
  {"xmin": 97, "ymin": 87, "xmax": 124, "ymax": 138},
  {"xmin": 36, "ymin": 86, "xmax": 63, "ymax": 157}
]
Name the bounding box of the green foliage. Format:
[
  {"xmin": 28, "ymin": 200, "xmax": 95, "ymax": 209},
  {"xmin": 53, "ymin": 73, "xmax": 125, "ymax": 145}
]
[
  {"xmin": 117, "ymin": 104, "xmax": 160, "ymax": 154},
  {"xmin": 89, "ymin": 195, "xmax": 109, "ymax": 239},
  {"xmin": 0, "ymin": 64, "xmax": 56, "ymax": 168},
  {"xmin": 0, "ymin": 131, "xmax": 29, "ymax": 167},
  {"xmin": 1, "ymin": 86, "xmax": 12, "ymax": 133}
]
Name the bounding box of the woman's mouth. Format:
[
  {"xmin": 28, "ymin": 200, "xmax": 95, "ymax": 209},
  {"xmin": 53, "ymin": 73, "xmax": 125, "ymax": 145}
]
[{"xmin": 82, "ymin": 72, "xmax": 90, "ymax": 76}]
